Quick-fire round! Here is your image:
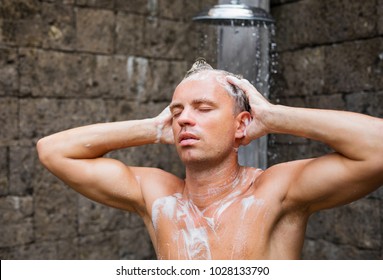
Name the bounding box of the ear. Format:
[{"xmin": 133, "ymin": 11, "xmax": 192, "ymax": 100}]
[{"xmin": 234, "ymin": 111, "xmax": 251, "ymax": 140}]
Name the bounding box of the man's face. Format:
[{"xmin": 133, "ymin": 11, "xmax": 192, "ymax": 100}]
[{"xmin": 170, "ymin": 72, "xmax": 240, "ymax": 166}]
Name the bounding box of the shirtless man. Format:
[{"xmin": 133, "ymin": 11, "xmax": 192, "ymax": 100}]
[{"xmin": 37, "ymin": 60, "xmax": 383, "ymax": 259}]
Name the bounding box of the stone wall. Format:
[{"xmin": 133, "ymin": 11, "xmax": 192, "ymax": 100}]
[
  {"xmin": 1, "ymin": 0, "xmax": 382, "ymax": 260},
  {"xmin": 0, "ymin": 0, "xmax": 216, "ymax": 259},
  {"xmin": 270, "ymin": 0, "xmax": 383, "ymax": 259}
]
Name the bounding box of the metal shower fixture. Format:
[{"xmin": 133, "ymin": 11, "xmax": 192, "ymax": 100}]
[{"xmin": 192, "ymin": 1, "xmax": 274, "ymax": 25}]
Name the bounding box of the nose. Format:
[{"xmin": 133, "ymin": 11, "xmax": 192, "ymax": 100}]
[{"xmin": 177, "ymin": 108, "xmax": 196, "ymax": 127}]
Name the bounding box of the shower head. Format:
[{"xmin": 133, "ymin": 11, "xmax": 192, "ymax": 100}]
[{"xmin": 192, "ymin": 3, "xmax": 274, "ymax": 26}]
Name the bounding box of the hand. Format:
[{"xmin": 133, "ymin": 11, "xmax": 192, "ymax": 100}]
[
  {"xmin": 227, "ymin": 76, "xmax": 272, "ymax": 145},
  {"xmin": 154, "ymin": 106, "xmax": 174, "ymax": 144}
]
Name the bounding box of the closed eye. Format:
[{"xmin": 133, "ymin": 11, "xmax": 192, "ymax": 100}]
[
  {"xmin": 172, "ymin": 110, "xmax": 182, "ymax": 118},
  {"xmin": 198, "ymin": 107, "xmax": 213, "ymax": 112}
]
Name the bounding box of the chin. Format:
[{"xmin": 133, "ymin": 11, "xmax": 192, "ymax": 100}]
[
  {"xmin": 178, "ymin": 150, "xmax": 207, "ymax": 165},
  {"xmin": 179, "ymin": 151, "xmax": 230, "ymax": 168},
  {"xmin": 179, "ymin": 154, "xmax": 204, "ymax": 165}
]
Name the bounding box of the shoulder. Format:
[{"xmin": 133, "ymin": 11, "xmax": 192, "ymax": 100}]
[
  {"xmin": 253, "ymin": 159, "xmax": 314, "ymax": 210},
  {"xmin": 131, "ymin": 167, "xmax": 184, "ymax": 214}
]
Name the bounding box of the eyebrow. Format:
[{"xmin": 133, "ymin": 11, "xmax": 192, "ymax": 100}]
[{"xmin": 169, "ymin": 98, "xmax": 217, "ymax": 112}]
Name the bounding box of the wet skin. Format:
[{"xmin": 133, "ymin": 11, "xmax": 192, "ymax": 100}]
[
  {"xmin": 150, "ymin": 167, "xmax": 306, "ymax": 260},
  {"xmin": 143, "ymin": 75, "xmax": 307, "ymax": 259}
]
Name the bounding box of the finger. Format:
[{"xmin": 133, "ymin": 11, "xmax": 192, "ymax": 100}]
[
  {"xmin": 226, "ymin": 76, "xmax": 255, "ymax": 94},
  {"xmin": 226, "ymin": 75, "xmax": 241, "ymax": 86}
]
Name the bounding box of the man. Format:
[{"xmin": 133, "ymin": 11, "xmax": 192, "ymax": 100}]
[{"xmin": 37, "ymin": 59, "xmax": 383, "ymax": 259}]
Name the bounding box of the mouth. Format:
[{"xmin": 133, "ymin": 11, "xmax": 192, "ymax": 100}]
[{"xmin": 178, "ymin": 132, "xmax": 200, "ymax": 146}]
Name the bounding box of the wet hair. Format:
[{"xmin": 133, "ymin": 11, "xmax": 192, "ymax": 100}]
[{"xmin": 184, "ymin": 58, "xmax": 251, "ymax": 115}]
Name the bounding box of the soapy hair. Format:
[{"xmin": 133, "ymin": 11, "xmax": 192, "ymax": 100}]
[{"xmin": 184, "ymin": 58, "xmax": 251, "ymax": 114}]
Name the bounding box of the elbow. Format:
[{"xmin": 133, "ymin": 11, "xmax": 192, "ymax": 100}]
[{"xmin": 36, "ymin": 136, "xmax": 54, "ymax": 168}]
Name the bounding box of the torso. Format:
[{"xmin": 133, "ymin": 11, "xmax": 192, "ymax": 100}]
[{"xmin": 145, "ymin": 167, "xmax": 308, "ymax": 260}]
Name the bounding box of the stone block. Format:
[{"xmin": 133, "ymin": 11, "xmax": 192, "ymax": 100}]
[
  {"xmin": 0, "ymin": 196, "xmax": 33, "ymax": 224},
  {"xmin": 0, "ymin": 48, "xmax": 19, "ymax": 96},
  {"xmin": 306, "ymin": 199, "xmax": 381, "ymax": 249},
  {"xmin": 33, "ymin": 164, "xmax": 78, "ymax": 241},
  {"xmin": 0, "ymin": 220, "xmax": 34, "ymax": 248},
  {"xmin": 143, "ymin": 18, "xmax": 195, "ymax": 59},
  {"xmin": 0, "ymin": 0, "xmax": 41, "ymax": 20},
  {"xmin": 19, "ymin": 48, "xmax": 95, "ymax": 97},
  {"xmin": 305, "ymin": 94, "xmax": 345, "ymax": 110},
  {"xmin": 0, "ymin": 196, "xmax": 34, "ymax": 247},
  {"xmin": 19, "ymin": 49, "xmax": 130, "ymax": 98},
  {"xmin": 128, "ymin": 212, "xmax": 146, "ymax": 229},
  {"xmin": 200, "ymin": 0, "xmax": 219, "ymax": 9},
  {"xmin": 76, "ymin": 8, "xmax": 115, "ymax": 54},
  {"xmin": 115, "ymin": 13, "xmax": 145, "ymax": 55},
  {"xmin": 118, "ymin": 228, "xmax": 155, "ymax": 259},
  {"xmin": 41, "ymin": 3, "xmax": 76, "ymax": 51},
  {"xmin": 115, "ymin": 0, "xmax": 149, "ymax": 15},
  {"xmin": 305, "ymin": 140, "xmax": 334, "ymax": 158},
  {"xmin": 2, "ymin": 241, "xmax": 58, "ymax": 259},
  {"xmin": 76, "ymin": 0, "xmax": 114, "ymax": 9},
  {"xmin": 158, "ymin": 0, "xmax": 201, "ymax": 21},
  {"xmin": 324, "ymin": 38, "xmax": 383, "ymax": 94},
  {"xmin": 271, "ymin": 0, "xmax": 299, "ymax": 5},
  {"xmin": 104, "ymin": 100, "xmax": 136, "ymax": 122},
  {"xmin": 79, "ymin": 232, "xmax": 119, "ymax": 259},
  {"xmin": 56, "ymin": 238, "xmax": 79, "ymax": 259},
  {"xmin": 40, "ymin": 0, "xmax": 75, "ymax": 4},
  {"xmin": 275, "ymin": 96, "xmax": 306, "ymax": 108},
  {"xmin": 269, "ymin": 133, "xmax": 308, "ymax": 145},
  {"xmin": 0, "ymin": 19, "xmax": 3, "ymax": 45},
  {"xmin": 379, "ymin": 0, "xmax": 383, "ymax": 35},
  {"xmin": 89, "ymin": 54, "xmax": 131, "ymax": 98},
  {"xmin": 0, "ymin": 148, "xmax": 8, "ymax": 195},
  {"xmin": 1, "ymin": 17, "xmax": 43, "ymax": 47},
  {"xmin": 19, "ymin": 98, "xmax": 106, "ymax": 140},
  {"xmin": 9, "ymin": 146, "xmax": 36, "ymax": 196},
  {"xmin": 0, "ymin": 98, "xmax": 18, "ymax": 144},
  {"xmin": 272, "ymin": 0, "xmax": 377, "ymax": 51},
  {"xmin": 272, "ymin": 0, "xmax": 324, "ymax": 51},
  {"xmin": 279, "ymin": 47, "xmax": 325, "ymax": 97},
  {"xmin": 302, "ymin": 239, "xmax": 380, "ymax": 260},
  {"xmin": 125, "ymin": 56, "xmax": 150, "ymax": 102},
  {"xmin": 345, "ymin": 91, "xmax": 383, "ymax": 117},
  {"xmin": 124, "ymin": 57, "xmax": 187, "ymax": 103},
  {"xmin": 0, "ymin": 248, "xmax": 11, "ymax": 259},
  {"xmin": 267, "ymin": 143, "xmax": 310, "ymax": 166},
  {"xmin": 1, "ymin": 238, "xmax": 79, "ymax": 259},
  {"xmin": 147, "ymin": 59, "xmax": 187, "ymax": 102},
  {"xmin": 268, "ymin": 136, "xmax": 333, "ymax": 164},
  {"xmin": 320, "ymin": 0, "xmax": 376, "ymax": 43},
  {"xmin": 78, "ymin": 196, "xmax": 130, "ymax": 235}
]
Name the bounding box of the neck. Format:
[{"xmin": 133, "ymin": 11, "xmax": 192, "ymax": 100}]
[{"xmin": 183, "ymin": 157, "xmax": 242, "ymax": 209}]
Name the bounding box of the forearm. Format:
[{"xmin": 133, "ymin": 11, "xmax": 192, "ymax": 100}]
[
  {"xmin": 266, "ymin": 105, "xmax": 383, "ymax": 161},
  {"xmin": 37, "ymin": 118, "xmax": 160, "ymax": 160}
]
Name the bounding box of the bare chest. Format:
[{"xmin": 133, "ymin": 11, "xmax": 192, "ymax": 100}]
[{"xmin": 151, "ymin": 192, "xmax": 274, "ymax": 260}]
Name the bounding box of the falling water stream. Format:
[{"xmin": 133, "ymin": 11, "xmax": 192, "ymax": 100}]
[{"xmin": 197, "ymin": 18, "xmax": 276, "ymax": 169}]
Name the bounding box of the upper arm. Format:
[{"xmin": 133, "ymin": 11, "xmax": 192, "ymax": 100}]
[
  {"xmin": 43, "ymin": 155, "xmax": 148, "ymax": 212},
  {"xmin": 278, "ymin": 152, "xmax": 383, "ymax": 214},
  {"xmin": 39, "ymin": 152, "xmax": 180, "ymax": 215}
]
